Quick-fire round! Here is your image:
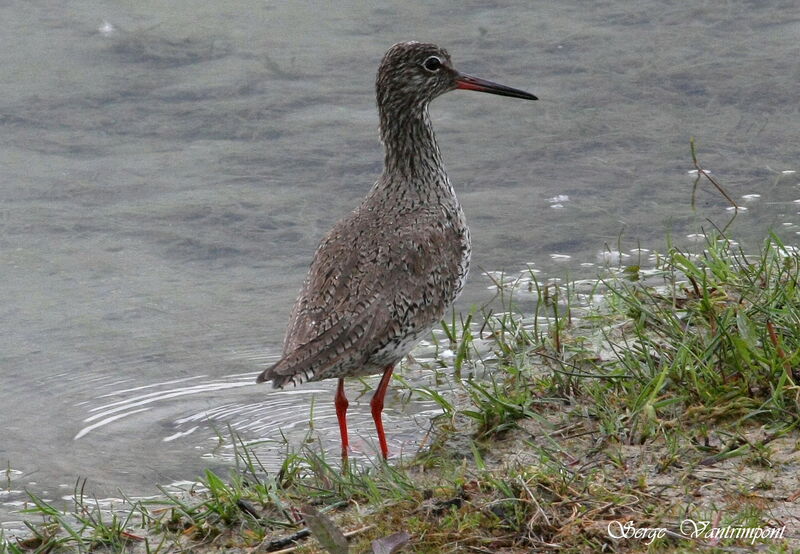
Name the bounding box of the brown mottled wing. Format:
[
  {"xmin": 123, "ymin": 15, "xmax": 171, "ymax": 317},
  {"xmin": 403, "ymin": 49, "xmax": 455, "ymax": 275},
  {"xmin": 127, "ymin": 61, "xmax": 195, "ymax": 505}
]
[
  {"xmin": 257, "ymin": 205, "xmax": 464, "ymax": 387},
  {"xmin": 261, "ymin": 291, "xmax": 391, "ymax": 387},
  {"xmin": 257, "ymin": 210, "xmax": 385, "ymax": 387},
  {"xmin": 281, "ymin": 219, "xmax": 365, "ymax": 355}
]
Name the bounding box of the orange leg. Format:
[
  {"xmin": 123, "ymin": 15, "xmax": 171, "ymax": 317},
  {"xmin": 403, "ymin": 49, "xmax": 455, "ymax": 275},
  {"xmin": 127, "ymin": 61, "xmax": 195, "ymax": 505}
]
[
  {"xmin": 334, "ymin": 378, "xmax": 349, "ymax": 459},
  {"xmin": 370, "ymin": 365, "xmax": 394, "ymax": 459}
]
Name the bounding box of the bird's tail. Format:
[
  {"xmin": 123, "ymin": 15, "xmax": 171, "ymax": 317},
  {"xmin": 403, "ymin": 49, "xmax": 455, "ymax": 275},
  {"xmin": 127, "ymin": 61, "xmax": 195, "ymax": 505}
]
[{"xmin": 255, "ymin": 360, "xmax": 297, "ymax": 389}]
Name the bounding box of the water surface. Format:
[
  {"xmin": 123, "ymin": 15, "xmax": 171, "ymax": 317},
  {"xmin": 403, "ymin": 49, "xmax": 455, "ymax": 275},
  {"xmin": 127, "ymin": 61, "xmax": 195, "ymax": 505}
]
[{"xmin": 2, "ymin": 0, "xmax": 798, "ymax": 531}]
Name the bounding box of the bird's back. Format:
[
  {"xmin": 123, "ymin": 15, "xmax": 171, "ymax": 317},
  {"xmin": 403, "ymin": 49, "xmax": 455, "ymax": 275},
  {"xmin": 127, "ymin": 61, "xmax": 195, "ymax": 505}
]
[{"xmin": 258, "ymin": 182, "xmax": 470, "ymax": 388}]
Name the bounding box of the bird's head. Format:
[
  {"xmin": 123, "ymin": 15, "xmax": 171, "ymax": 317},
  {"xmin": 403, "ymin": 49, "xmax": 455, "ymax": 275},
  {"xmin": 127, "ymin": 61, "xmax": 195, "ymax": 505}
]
[{"xmin": 376, "ymin": 41, "xmax": 537, "ymax": 112}]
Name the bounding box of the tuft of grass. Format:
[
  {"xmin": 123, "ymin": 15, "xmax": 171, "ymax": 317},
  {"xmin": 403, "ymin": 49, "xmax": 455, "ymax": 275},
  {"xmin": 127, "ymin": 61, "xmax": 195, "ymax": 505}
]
[
  {"xmin": 4, "ymin": 231, "xmax": 799, "ymax": 552},
  {"xmin": 585, "ymin": 232, "xmax": 800, "ymax": 438}
]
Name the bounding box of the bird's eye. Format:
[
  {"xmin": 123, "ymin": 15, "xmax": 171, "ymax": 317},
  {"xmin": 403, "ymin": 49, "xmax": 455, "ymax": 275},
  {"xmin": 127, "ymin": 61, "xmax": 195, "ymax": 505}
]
[{"xmin": 422, "ymin": 56, "xmax": 443, "ymax": 72}]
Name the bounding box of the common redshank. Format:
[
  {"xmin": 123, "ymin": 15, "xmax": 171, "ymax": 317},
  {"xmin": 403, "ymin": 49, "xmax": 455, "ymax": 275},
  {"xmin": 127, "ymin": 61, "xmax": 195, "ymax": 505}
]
[{"xmin": 257, "ymin": 41, "xmax": 537, "ymax": 459}]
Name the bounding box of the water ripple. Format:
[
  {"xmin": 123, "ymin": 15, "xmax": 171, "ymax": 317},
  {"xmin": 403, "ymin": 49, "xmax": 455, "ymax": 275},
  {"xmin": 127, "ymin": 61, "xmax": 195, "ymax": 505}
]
[{"xmin": 72, "ymin": 360, "xmax": 443, "ymax": 466}]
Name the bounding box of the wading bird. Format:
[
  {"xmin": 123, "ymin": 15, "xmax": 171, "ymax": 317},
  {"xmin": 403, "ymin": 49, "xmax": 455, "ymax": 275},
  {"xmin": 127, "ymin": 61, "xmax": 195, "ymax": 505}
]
[{"xmin": 257, "ymin": 41, "xmax": 537, "ymax": 459}]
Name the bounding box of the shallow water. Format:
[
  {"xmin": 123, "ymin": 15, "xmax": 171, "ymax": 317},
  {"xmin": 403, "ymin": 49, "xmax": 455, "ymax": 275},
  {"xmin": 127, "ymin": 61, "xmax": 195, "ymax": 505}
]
[{"xmin": 1, "ymin": 0, "xmax": 799, "ymax": 531}]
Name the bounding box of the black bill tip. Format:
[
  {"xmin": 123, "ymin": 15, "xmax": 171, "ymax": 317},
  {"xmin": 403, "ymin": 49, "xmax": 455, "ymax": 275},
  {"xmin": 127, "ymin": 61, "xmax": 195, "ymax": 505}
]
[{"xmin": 455, "ymin": 73, "xmax": 538, "ymax": 101}]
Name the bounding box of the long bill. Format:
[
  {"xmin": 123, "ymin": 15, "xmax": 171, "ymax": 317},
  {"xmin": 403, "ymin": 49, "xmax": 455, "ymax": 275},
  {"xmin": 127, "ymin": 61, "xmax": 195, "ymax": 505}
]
[{"xmin": 455, "ymin": 73, "xmax": 538, "ymax": 101}]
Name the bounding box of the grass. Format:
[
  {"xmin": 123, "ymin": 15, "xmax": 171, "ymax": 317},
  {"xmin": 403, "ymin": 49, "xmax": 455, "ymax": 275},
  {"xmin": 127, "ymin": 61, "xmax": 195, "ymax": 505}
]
[{"xmin": 3, "ymin": 230, "xmax": 799, "ymax": 552}]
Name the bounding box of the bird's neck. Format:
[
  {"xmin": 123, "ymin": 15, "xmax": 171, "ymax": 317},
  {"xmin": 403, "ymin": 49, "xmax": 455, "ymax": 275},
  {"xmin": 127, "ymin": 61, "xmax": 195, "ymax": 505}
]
[{"xmin": 377, "ymin": 105, "xmax": 450, "ymax": 198}]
